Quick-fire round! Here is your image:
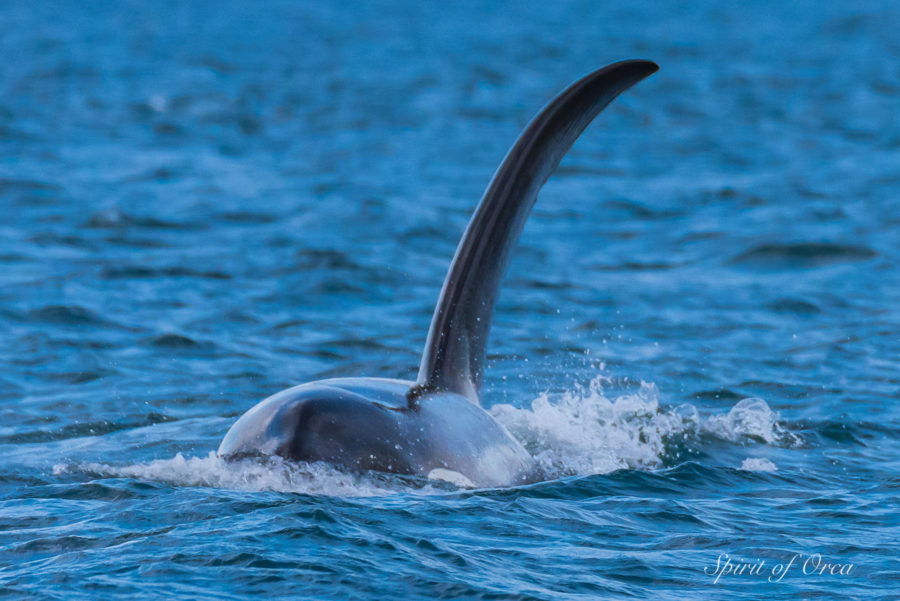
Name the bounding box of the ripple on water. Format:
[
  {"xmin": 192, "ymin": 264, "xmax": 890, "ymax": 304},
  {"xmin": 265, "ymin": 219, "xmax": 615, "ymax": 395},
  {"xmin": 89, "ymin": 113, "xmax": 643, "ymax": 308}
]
[
  {"xmin": 26, "ymin": 305, "xmax": 113, "ymax": 327},
  {"xmin": 731, "ymin": 242, "xmax": 877, "ymax": 268},
  {"xmin": 0, "ymin": 178, "xmax": 62, "ymax": 204},
  {"xmin": 84, "ymin": 208, "xmax": 205, "ymax": 231},
  {"xmin": 101, "ymin": 266, "xmax": 232, "ymax": 280},
  {"xmin": 1, "ymin": 413, "xmax": 178, "ymax": 444},
  {"xmin": 765, "ymin": 297, "xmax": 823, "ymax": 315},
  {"xmin": 146, "ymin": 334, "xmax": 206, "ymax": 349}
]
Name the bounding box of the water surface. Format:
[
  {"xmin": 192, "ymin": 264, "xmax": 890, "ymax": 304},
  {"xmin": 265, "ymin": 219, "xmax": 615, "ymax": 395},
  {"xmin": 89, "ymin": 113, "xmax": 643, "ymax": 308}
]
[{"xmin": 1, "ymin": 1, "xmax": 899, "ymax": 599}]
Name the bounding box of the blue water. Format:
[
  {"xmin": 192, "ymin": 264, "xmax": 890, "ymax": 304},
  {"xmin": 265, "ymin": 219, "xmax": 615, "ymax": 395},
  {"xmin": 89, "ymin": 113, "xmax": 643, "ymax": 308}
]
[{"xmin": 2, "ymin": 1, "xmax": 899, "ymax": 599}]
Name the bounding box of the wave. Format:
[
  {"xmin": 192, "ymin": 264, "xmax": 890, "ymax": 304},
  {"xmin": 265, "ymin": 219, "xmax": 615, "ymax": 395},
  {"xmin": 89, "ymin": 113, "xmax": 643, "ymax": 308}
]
[{"xmin": 731, "ymin": 242, "xmax": 877, "ymax": 268}]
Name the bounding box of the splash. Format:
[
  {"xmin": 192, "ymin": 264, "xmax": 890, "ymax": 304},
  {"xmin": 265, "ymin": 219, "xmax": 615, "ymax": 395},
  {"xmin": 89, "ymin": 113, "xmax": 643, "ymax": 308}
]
[
  {"xmin": 703, "ymin": 397, "xmax": 794, "ymax": 445},
  {"xmin": 740, "ymin": 457, "xmax": 778, "ymax": 472},
  {"xmin": 491, "ymin": 376, "xmax": 795, "ymax": 479},
  {"xmin": 491, "ymin": 378, "xmax": 695, "ymax": 476},
  {"xmin": 53, "ymin": 452, "xmax": 440, "ymax": 497}
]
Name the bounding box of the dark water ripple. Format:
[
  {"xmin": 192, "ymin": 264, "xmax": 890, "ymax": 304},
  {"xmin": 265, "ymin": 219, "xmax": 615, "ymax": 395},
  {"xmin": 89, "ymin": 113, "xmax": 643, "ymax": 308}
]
[
  {"xmin": 732, "ymin": 242, "xmax": 878, "ymax": 268},
  {"xmin": 2, "ymin": 0, "xmax": 899, "ymax": 599}
]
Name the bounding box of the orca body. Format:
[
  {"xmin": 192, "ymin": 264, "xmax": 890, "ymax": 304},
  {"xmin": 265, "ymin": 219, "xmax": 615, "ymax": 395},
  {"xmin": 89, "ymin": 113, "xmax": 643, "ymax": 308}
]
[{"xmin": 218, "ymin": 60, "xmax": 658, "ymax": 487}]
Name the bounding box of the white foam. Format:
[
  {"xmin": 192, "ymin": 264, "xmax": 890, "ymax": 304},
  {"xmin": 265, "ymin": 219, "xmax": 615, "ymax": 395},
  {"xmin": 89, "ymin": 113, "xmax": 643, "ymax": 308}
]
[
  {"xmin": 740, "ymin": 457, "xmax": 778, "ymax": 472},
  {"xmin": 53, "ymin": 452, "xmax": 426, "ymax": 497},
  {"xmin": 427, "ymin": 468, "xmax": 475, "ymax": 488},
  {"xmin": 703, "ymin": 397, "xmax": 797, "ymax": 445},
  {"xmin": 491, "ymin": 377, "xmax": 697, "ymax": 476},
  {"xmin": 491, "ymin": 376, "xmax": 794, "ymax": 478}
]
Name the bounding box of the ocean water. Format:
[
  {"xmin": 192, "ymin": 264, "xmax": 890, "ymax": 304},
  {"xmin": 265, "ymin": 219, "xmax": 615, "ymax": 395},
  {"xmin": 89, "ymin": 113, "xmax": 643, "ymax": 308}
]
[{"xmin": 1, "ymin": 0, "xmax": 898, "ymax": 599}]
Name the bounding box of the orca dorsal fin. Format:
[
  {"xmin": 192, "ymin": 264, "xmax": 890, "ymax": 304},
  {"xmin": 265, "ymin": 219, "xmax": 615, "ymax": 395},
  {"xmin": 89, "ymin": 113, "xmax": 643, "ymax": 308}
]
[{"xmin": 412, "ymin": 60, "xmax": 658, "ymax": 403}]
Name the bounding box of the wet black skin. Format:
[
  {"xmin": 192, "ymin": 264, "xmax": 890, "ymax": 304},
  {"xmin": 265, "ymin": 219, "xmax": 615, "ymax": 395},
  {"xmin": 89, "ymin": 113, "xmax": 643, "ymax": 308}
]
[{"xmin": 218, "ymin": 378, "xmax": 534, "ymax": 486}]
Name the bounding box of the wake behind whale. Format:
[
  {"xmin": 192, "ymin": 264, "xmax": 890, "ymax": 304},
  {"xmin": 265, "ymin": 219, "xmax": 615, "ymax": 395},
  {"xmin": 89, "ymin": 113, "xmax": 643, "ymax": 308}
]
[{"xmin": 218, "ymin": 60, "xmax": 659, "ymax": 487}]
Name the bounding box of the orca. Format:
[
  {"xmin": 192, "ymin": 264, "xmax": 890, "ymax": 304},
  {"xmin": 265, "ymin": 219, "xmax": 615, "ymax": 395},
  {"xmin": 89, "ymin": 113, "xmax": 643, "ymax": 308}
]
[{"xmin": 218, "ymin": 59, "xmax": 658, "ymax": 487}]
